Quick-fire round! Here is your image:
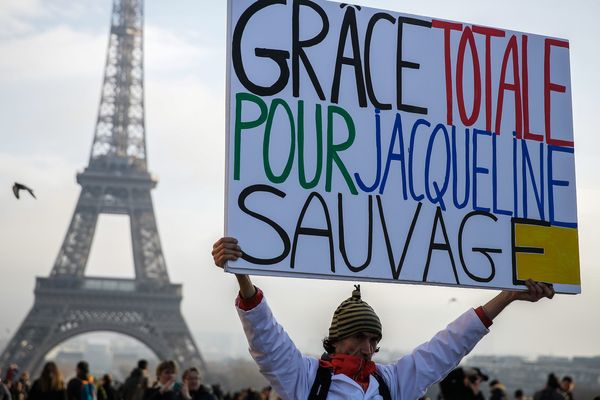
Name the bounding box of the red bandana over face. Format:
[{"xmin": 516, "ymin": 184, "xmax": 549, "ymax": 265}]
[{"xmin": 319, "ymin": 354, "xmax": 376, "ymax": 391}]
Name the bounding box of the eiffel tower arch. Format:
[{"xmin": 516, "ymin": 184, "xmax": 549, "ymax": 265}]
[{"xmin": 1, "ymin": 0, "xmax": 204, "ymax": 375}]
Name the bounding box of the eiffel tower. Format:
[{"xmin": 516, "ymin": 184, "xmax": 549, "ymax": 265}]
[{"xmin": 0, "ymin": 0, "xmax": 204, "ymax": 374}]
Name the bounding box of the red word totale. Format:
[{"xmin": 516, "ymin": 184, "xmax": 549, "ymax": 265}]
[{"xmin": 432, "ymin": 20, "xmax": 572, "ymax": 147}]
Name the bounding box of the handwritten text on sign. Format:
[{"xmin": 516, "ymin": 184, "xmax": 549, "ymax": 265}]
[{"xmin": 225, "ymin": 0, "xmax": 580, "ymax": 293}]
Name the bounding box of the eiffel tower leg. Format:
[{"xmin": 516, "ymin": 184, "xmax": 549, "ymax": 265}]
[
  {"xmin": 131, "ymin": 198, "xmax": 169, "ymax": 282},
  {"xmin": 150, "ymin": 309, "xmax": 206, "ymax": 371},
  {"xmin": 0, "ymin": 305, "xmax": 53, "ymax": 375},
  {"xmin": 51, "ymin": 198, "xmax": 99, "ymax": 277}
]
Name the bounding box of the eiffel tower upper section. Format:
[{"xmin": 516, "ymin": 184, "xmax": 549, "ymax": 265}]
[
  {"xmin": 90, "ymin": 0, "xmax": 147, "ymax": 172},
  {"xmin": 50, "ymin": 0, "xmax": 169, "ymax": 284}
]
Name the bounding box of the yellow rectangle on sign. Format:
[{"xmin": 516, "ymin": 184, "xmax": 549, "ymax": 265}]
[{"xmin": 515, "ymin": 224, "xmax": 580, "ymax": 285}]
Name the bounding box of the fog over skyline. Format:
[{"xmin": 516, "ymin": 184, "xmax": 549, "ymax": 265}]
[{"xmin": 1, "ymin": 0, "xmax": 599, "ymax": 361}]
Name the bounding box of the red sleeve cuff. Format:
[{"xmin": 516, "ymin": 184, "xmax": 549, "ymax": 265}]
[
  {"xmin": 236, "ymin": 287, "xmax": 264, "ymax": 311},
  {"xmin": 474, "ymin": 306, "xmax": 493, "ymax": 328}
]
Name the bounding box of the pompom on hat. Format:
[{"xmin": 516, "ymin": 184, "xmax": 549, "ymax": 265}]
[{"xmin": 327, "ymin": 285, "xmax": 382, "ymax": 342}]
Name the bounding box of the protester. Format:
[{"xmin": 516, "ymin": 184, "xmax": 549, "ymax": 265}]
[
  {"xmin": 143, "ymin": 360, "xmax": 180, "ymax": 400},
  {"xmin": 490, "ymin": 379, "xmax": 508, "ymax": 400},
  {"xmin": 533, "ymin": 373, "xmax": 566, "ymax": 400},
  {"xmin": 179, "ymin": 367, "xmax": 215, "ymax": 400},
  {"xmin": 122, "ymin": 360, "xmax": 150, "ymax": 400},
  {"xmin": 66, "ymin": 361, "xmax": 96, "ymax": 400},
  {"xmin": 28, "ymin": 361, "xmax": 67, "ymax": 400},
  {"xmin": 560, "ymin": 376, "xmax": 574, "ymax": 400},
  {"xmin": 212, "ymin": 236, "xmax": 556, "ymax": 400}
]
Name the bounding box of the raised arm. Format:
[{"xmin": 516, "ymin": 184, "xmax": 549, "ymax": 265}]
[
  {"xmin": 211, "ymin": 236, "xmax": 314, "ymax": 399},
  {"xmin": 381, "ymin": 279, "xmax": 556, "ymax": 398},
  {"xmin": 212, "ymin": 236, "xmax": 256, "ymax": 299}
]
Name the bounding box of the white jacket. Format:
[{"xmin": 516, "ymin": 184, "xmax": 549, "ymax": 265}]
[{"xmin": 237, "ymin": 296, "xmax": 489, "ymax": 400}]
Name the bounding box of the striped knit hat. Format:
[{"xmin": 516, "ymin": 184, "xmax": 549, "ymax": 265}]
[{"xmin": 327, "ymin": 285, "xmax": 382, "ymax": 342}]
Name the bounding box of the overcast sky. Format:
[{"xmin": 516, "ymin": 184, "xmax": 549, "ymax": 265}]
[{"xmin": 1, "ymin": 0, "xmax": 599, "ymax": 361}]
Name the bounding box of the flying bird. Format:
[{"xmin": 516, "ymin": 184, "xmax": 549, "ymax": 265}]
[{"xmin": 12, "ymin": 182, "xmax": 36, "ymax": 199}]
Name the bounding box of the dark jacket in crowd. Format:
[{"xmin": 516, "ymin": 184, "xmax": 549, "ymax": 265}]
[
  {"xmin": 66, "ymin": 378, "xmax": 83, "ymax": 400},
  {"xmin": 143, "ymin": 387, "xmax": 179, "ymax": 400},
  {"xmin": 28, "ymin": 379, "xmax": 67, "ymax": 400},
  {"xmin": 66, "ymin": 376, "xmax": 96, "ymax": 400},
  {"xmin": 439, "ymin": 368, "xmax": 485, "ymax": 400},
  {"xmin": 98, "ymin": 382, "xmax": 119, "ymax": 400},
  {"xmin": 490, "ymin": 387, "xmax": 508, "ymax": 400},
  {"xmin": 0, "ymin": 382, "xmax": 11, "ymax": 400},
  {"xmin": 121, "ymin": 368, "xmax": 148, "ymax": 400},
  {"xmin": 180, "ymin": 386, "xmax": 217, "ymax": 400},
  {"xmin": 533, "ymin": 388, "xmax": 567, "ymax": 400}
]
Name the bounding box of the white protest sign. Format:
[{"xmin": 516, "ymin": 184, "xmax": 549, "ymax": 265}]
[{"xmin": 224, "ymin": 0, "xmax": 580, "ymax": 293}]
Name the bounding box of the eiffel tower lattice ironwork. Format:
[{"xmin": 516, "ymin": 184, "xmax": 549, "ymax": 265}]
[{"xmin": 0, "ymin": 0, "xmax": 204, "ymax": 374}]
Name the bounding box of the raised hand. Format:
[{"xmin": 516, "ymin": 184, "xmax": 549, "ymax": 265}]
[
  {"xmin": 482, "ymin": 279, "xmax": 556, "ymax": 321},
  {"xmin": 212, "ymin": 237, "xmax": 243, "ymax": 268},
  {"xmin": 211, "ymin": 237, "xmax": 255, "ymax": 298},
  {"xmin": 511, "ymin": 279, "xmax": 555, "ymax": 302}
]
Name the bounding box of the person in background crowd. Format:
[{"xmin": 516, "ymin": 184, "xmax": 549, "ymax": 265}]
[
  {"xmin": 560, "ymin": 376, "xmax": 574, "ymax": 400},
  {"xmin": 0, "ymin": 367, "xmax": 12, "ymax": 400},
  {"xmin": 17, "ymin": 372, "xmax": 30, "ymax": 400},
  {"xmin": 179, "ymin": 367, "xmax": 215, "ymax": 400},
  {"xmin": 4, "ymin": 365, "xmax": 19, "ymax": 400},
  {"xmin": 240, "ymin": 389, "xmax": 260, "ymax": 400},
  {"xmin": 490, "ymin": 379, "xmax": 508, "ymax": 400},
  {"xmin": 261, "ymin": 386, "xmax": 282, "ymax": 400},
  {"xmin": 266, "ymin": 386, "xmax": 282, "ymax": 400},
  {"xmin": 66, "ymin": 361, "xmax": 96, "ymax": 400},
  {"xmin": 259, "ymin": 387, "xmax": 271, "ymax": 400},
  {"xmin": 122, "ymin": 359, "xmax": 149, "ymax": 400},
  {"xmin": 97, "ymin": 374, "xmax": 118, "ymax": 400},
  {"xmin": 28, "ymin": 361, "xmax": 67, "ymax": 400},
  {"xmin": 514, "ymin": 389, "xmax": 526, "ymax": 400},
  {"xmin": 9, "ymin": 381, "xmax": 24, "ymax": 400},
  {"xmin": 143, "ymin": 360, "xmax": 180, "ymax": 400},
  {"xmin": 533, "ymin": 373, "xmax": 566, "ymax": 400},
  {"xmin": 210, "ymin": 385, "xmax": 223, "ymax": 400}
]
